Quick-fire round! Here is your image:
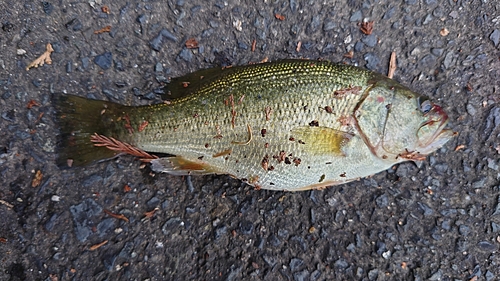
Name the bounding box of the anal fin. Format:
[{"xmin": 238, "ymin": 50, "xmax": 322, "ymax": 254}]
[{"xmin": 150, "ymin": 156, "xmax": 219, "ymax": 175}]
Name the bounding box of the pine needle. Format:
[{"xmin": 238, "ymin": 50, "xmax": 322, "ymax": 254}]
[{"xmin": 90, "ymin": 133, "xmax": 158, "ymax": 162}]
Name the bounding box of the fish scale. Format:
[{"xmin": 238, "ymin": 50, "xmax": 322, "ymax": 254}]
[{"xmin": 54, "ymin": 60, "xmax": 452, "ymax": 191}]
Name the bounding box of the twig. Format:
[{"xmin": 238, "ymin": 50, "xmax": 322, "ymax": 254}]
[
  {"xmin": 0, "ymin": 199, "xmax": 14, "ymax": 209},
  {"xmin": 388, "ymin": 51, "xmax": 397, "ymax": 79},
  {"xmin": 103, "ymin": 209, "xmax": 129, "ymax": 222},
  {"xmin": 89, "ymin": 240, "xmax": 108, "ymax": 251}
]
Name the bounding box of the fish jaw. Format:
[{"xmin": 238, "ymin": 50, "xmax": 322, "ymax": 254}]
[{"xmin": 415, "ymin": 104, "xmax": 454, "ymax": 156}]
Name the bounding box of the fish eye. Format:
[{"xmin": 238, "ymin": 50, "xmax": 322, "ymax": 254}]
[{"xmin": 418, "ymin": 96, "xmax": 432, "ymax": 114}]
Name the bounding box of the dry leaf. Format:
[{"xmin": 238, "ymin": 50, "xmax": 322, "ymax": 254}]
[
  {"xmin": 360, "ymin": 21, "xmax": 374, "ymax": 35},
  {"xmin": 32, "ymin": 170, "xmax": 43, "ymax": 187},
  {"xmin": 26, "ymin": 43, "xmax": 54, "ymax": 71},
  {"xmin": 185, "ymin": 38, "xmax": 198, "ymax": 49},
  {"xmin": 275, "ymin": 14, "xmax": 285, "ymax": 21},
  {"xmin": 94, "ymin": 25, "xmax": 111, "ymax": 34},
  {"xmin": 101, "ymin": 5, "xmax": 110, "ymax": 14}
]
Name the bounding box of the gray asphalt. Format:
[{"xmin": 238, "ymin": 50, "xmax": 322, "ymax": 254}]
[{"xmin": 0, "ymin": 0, "xmax": 499, "ymax": 280}]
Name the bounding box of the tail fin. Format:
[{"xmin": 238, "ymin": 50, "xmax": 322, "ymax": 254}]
[{"xmin": 53, "ymin": 94, "xmax": 130, "ymax": 167}]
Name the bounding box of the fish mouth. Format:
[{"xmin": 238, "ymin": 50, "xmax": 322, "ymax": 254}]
[{"xmin": 416, "ymin": 104, "xmax": 454, "ymax": 155}]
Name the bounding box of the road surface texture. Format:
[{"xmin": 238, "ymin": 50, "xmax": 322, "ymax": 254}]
[{"xmin": 1, "ymin": 0, "xmax": 499, "ymax": 280}]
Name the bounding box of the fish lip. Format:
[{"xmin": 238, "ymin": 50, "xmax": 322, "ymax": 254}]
[{"xmin": 417, "ymin": 104, "xmax": 453, "ymax": 154}]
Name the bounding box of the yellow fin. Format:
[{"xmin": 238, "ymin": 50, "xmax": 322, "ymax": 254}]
[
  {"xmin": 150, "ymin": 156, "xmax": 219, "ymax": 175},
  {"xmin": 291, "ymin": 126, "xmax": 353, "ymax": 155}
]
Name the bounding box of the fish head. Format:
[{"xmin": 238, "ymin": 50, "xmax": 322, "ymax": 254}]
[{"xmin": 355, "ymin": 76, "xmax": 453, "ymax": 162}]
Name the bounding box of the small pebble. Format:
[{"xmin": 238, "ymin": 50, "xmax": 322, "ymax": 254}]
[
  {"xmin": 364, "ymin": 52, "xmax": 380, "ymax": 70},
  {"xmin": 289, "ymin": 258, "xmax": 304, "ymax": 271},
  {"xmin": 349, "ymin": 10, "xmax": 362, "ymax": 22},
  {"xmin": 490, "ymin": 29, "xmax": 500, "ymax": 47},
  {"xmin": 477, "ymin": 241, "xmax": 498, "ymax": 252},
  {"xmin": 17, "ymin": 49, "xmax": 26, "ymax": 55},
  {"xmin": 41, "ymin": 1, "xmax": 53, "ymax": 15},
  {"xmin": 94, "ymin": 52, "xmax": 113, "ymax": 70},
  {"xmin": 239, "ymin": 220, "xmax": 253, "ymax": 235},
  {"xmin": 334, "ymin": 258, "xmax": 349, "ymax": 269},
  {"xmin": 293, "ymin": 270, "xmax": 309, "ymax": 281},
  {"xmin": 361, "ymin": 34, "xmax": 377, "ymax": 47}
]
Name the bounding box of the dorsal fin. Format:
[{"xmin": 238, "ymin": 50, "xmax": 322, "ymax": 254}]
[
  {"xmin": 162, "ymin": 59, "xmax": 314, "ymax": 101},
  {"xmin": 163, "ymin": 64, "xmax": 254, "ymax": 101}
]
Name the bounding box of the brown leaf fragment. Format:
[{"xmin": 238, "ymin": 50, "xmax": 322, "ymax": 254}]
[
  {"xmin": 251, "ymin": 39, "xmax": 256, "ymax": 52},
  {"xmin": 309, "ymin": 120, "xmax": 319, "ymax": 127},
  {"xmin": 261, "ymin": 155, "xmax": 269, "ymax": 171},
  {"xmin": 277, "ymin": 150, "xmax": 286, "ymax": 163},
  {"xmin": 32, "ymin": 170, "xmax": 43, "ymax": 188},
  {"xmin": 123, "ymin": 184, "xmax": 131, "ymax": 192},
  {"xmin": 185, "ymin": 38, "xmax": 199, "ymax": 49},
  {"xmin": 344, "ymin": 50, "xmax": 354, "ymax": 59},
  {"xmin": 27, "ymin": 100, "xmax": 40, "ymax": 109},
  {"xmin": 324, "ymin": 106, "xmax": 333, "ymax": 113},
  {"xmin": 360, "ymin": 21, "xmax": 374, "ymax": 35},
  {"xmin": 293, "ymin": 158, "xmax": 301, "ymax": 166},
  {"xmin": 387, "ymin": 51, "xmax": 397, "ymax": 79},
  {"xmin": 89, "ymin": 240, "xmax": 108, "ymax": 251},
  {"xmin": 296, "ymin": 41, "xmax": 302, "ymax": 52},
  {"xmin": 454, "ymin": 144, "xmax": 465, "ymax": 151},
  {"xmin": 101, "ymin": 5, "xmax": 110, "ymax": 14},
  {"xmin": 466, "ymin": 83, "xmax": 473, "ymax": 92},
  {"xmin": 275, "ymin": 13, "xmax": 285, "ymax": 21},
  {"xmin": 104, "ymin": 209, "xmax": 129, "ymax": 222},
  {"xmin": 94, "ymin": 25, "xmax": 111, "ymax": 34},
  {"xmin": 26, "ymin": 43, "xmax": 54, "ymax": 70},
  {"xmin": 123, "ymin": 115, "xmax": 134, "ymax": 134},
  {"xmin": 440, "ymin": 28, "xmax": 449, "ymax": 36},
  {"xmin": 261, "ymin": 129, "xmax": 267, "ymax": 137},
  {"xmin": 334, "ymin": 86, "xmax": 362, "ymax": 98},
  {"xmin": 0, "ymin": 237, "xmax": 6, "ymax": 243},
  {"xmin": 143, "ymin": 207, "xmax": 159, "ymax": 219},
  {"xmin": 138, "ymin": 120, "xmax": 149, "ymax": 132},
  {"xmin": 90, "ymin": 133, "xmax": 158, "ymax": 162}
]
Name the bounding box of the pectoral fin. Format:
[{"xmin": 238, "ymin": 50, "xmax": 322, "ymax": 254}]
[
  {"xmin": 150, "ymin": 156, "xmax": 220, "ymax": 175},
  {"xmin": 291, "ymin": 126, "xmax": 353, "ymax": 156}
]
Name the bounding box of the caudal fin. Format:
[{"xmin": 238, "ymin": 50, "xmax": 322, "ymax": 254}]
[{"xmin": 53, "ymin": 94, "xmax": 129, "ymax": 167}]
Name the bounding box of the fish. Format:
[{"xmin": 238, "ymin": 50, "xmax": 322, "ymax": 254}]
[{"xmin": 53, "ymin": 59, "xmax": 453, "ymax": 191}]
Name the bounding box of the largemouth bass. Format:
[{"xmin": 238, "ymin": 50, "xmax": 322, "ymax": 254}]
[{"xmin": 54, "ymin": 60, "xmax": 453, "ymax": 191}]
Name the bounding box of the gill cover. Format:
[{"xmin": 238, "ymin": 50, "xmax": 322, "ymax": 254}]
[{"xmin": 354, "ymin": 75, "xmax": 424, "ymax": 158}]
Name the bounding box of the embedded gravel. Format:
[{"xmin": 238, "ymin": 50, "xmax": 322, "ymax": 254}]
[{"xmin": 1, "ymin": 0, "xmax": 500, "ymax": 280}]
